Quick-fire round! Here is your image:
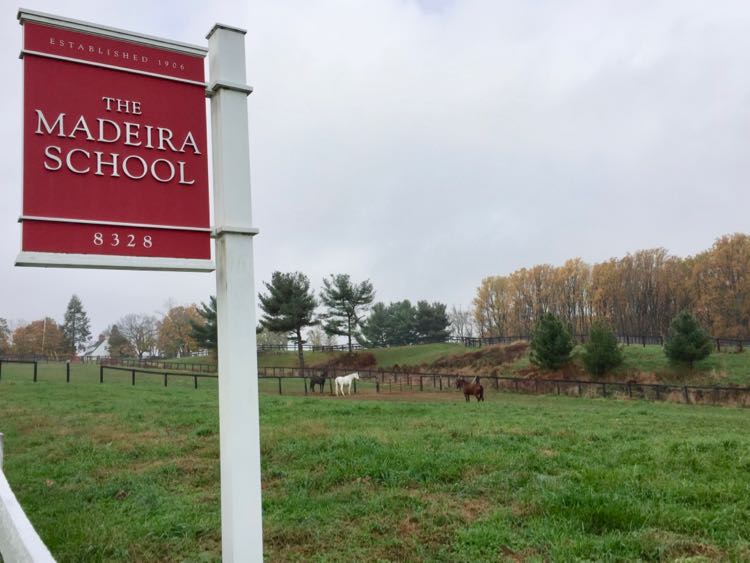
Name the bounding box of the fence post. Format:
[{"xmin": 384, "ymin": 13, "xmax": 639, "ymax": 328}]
[
  {"xmin": 278, "ymin": 377, "xmax": 282, "ymax": 395},
  {"xmin": 375, "ymin": 381, "xmax": 380, "ymax": 393},
  {"xmin": 100, "ymin": 365, "xmax": 103, "ymax": 383},
  {"xmin": 164, "ymin": 373, "xmax": 168, "ymax": 387},
  {"xmin": 683, "ymin": 386, "xmax": 689, "ymax": 404},
  {"xmin": 33, "ymin": 362, "xmax": 37, "ymax": 383},
  {"xmin": 627, "ymin": 382, "xmax": 632, "ymax": 398},
  {"xmin": 132, "ymin": 370, "xmax": 135, "ymax": 386},
  {"xmin": 303, "ymin": 378, "xmax": 308, "ymax": 395},
  {"xmin": 602, "ymin": 383, "xmax": 607, "ymax": 397},
  {"xmin": 66, "ymin": 361, "xmax": 70, "ymax": 383},
  {"xmin": 194, "ymin": 375, "xmax": 198, "ymax": 390},
  {"xmin": 419, "ymin": 376, "xmax": 423, "ymax": 392}
]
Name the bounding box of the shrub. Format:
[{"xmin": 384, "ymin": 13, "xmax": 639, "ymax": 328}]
[
  {"xmin": 664, "ymin": 311, "xmax": 712, "ymax": 368},
  {"xmin": 529, "ymin": 313, "xmax": 573, "ymax": 370},
  {"xmin": 326, "ymin": 351, "xmax": 377, "ymax": 369},
  {"xmin": 582, "ymin": 321, "xmax": 624, "ymax": 377}
]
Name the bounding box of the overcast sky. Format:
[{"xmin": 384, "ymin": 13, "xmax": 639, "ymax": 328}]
[{"xmin": 2, "ymin": 0, "xmax": 749, "ymax": 337}]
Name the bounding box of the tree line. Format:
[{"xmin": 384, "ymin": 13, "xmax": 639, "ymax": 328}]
[
  {"xmin": 0, "ymin": 295, "xmax": 207, "ymax": 360},
  {"xmin": 255, "ymin": 272, "xmax": 451, "ymax": 369},
  {"xmin": 473, "ymin": 233, "xmax": 750, "ymax": 341}
]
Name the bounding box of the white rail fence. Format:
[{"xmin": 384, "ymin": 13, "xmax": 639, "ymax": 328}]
[{"xmin": 0, "ymin": 433, "xmax": 56, "ymax": 562}]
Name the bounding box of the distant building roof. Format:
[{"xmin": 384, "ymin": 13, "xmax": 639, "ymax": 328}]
[{"xmin": 83, "ymin": 339, "xmax": 109, "ymax": 358}]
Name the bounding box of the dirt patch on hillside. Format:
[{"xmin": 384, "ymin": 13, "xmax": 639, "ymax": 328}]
[
  {"xmin": 429, "ymin": 342, "xmax": 529, "ymax": 374},
  {"xmin": 315, "ymin": 351, "xmax": 377, "ymax": 370}
]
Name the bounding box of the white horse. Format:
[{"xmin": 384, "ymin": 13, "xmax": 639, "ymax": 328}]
[{"xmin": 335, "ymin": 372, "xmax": 360, "ymax": 396}]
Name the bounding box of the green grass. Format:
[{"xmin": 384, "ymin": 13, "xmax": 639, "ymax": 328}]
[
  {"xmin": 369, "ymin": 343, "xmax": 469, "ymax": 367},
  {"xmin": 1, "ymin": 363, "xmax": 750, "ymax": 561}
]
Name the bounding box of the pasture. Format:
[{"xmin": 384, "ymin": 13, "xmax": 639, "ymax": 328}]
[{"xmin": 0, "ymin": 363, "xmax": 749, "ymax": 561}]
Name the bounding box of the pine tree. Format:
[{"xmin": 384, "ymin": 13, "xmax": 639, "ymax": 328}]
[
  {"xmin": 320, "ymin": 274, "xmax": 375, "ymax": 352},
  {"xmin": 664, "ymin": 310, "xmax": 712, "ymax": 369},
  {"xmin": 258, "ymin": 272, "xmax": 318, "ymax": 371},
  {"xmin": 191, "ymin": 296, "xmax": 217, "ymax": 352},
  {"xmin": 359, "ymin": 303, "xmax": 390, "ymax": 347},
  {"xmin": 107, "ymin": 325, "xmax": 134, "ymax": 357},
  {"xmin": 582, "ymin": 321, "xmax": 624, "ymax": 377},
  {"xmin": 414, "ymin": 301, "xmax": 451, "ymax": 343},
  {"xmin": 62, "ymin": 295, "xmax": 91, "ymax": 354},
  {"xmin": 529, "ymin": 313, "xmax": 573, "ymax": 370}
]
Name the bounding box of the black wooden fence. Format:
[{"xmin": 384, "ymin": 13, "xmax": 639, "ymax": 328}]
[{"xmin": 257, "ymin": 366, "xmax": 750, "ymax": 408}]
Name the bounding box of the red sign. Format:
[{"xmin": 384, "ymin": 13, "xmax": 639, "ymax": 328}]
[{"xmin": 18, "ymin": 13, "xmax": 211, "ymax": 270}]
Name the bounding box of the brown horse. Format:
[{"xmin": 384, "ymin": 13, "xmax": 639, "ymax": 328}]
[{"xmin": 456, "ymin": 376, "xmax": 484, "ymax": 402}]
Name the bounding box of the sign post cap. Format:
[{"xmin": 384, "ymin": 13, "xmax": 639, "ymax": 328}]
[{"xmin": 206, "ymin": 23, "xmax": 247, "ymax": 40}]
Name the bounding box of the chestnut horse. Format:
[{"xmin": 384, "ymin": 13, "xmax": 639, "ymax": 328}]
[{"xmin": 456, "ymin": 376, "xmax": 484, "ymax": 402}]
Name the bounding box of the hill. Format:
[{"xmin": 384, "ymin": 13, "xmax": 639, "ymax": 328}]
[{"xmin": 258, "ymin": 342, "xmax": 750, "ymax": 387}]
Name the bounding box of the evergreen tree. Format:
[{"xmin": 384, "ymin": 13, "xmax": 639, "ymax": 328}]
[
  {"xmin": 414, "ymin": 301, "xmax": 451, "ymax": 343},
  {"xmin": 386, "ymin": 300, "xmax": 417, "ymax": 345},
  {"xmin": 359, "ymin": 302, "xmax": 390, "ymax": 347},
  {"xmin": 320, "ymin": 274, "xmax": 375, "ymax": 352},
  {"xmin": 529, "ymin": 313, "xmax": 573, "ymax": 370},
  {"xmin": 191, "ymin": 296, "xmax": 217, "ymax": 352},
  {"xmin": 62, "ymin": 295, "xmax": 91, "ymax": 354},
  {"xmin": 258, "ymin": 272, "xmax": 318, "ymax": 371},
  {"xmin": 108, "ymin": 324, "xmax": 134, "ymax": 357},
  {"xmin": 582, "ymin": 321, "xmax": 624, "ymax": 377},
  {"xmin": 664, "ymin": 310, "xmax": 712, "ymax": 368}
]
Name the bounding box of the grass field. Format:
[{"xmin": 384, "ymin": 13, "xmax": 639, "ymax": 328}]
[{"xmin": 1, "ymin": 363, "xmax": 749, "ymax": 561}]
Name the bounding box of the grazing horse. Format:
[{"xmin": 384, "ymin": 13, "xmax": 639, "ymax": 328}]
[
  {"xmin": 456, "ymin": 376, "xmax": 484, "ymax": 402},
  {"xmin": 309, "ymin": 371, "xmax": 327, "ymax": 393},
  {"xmin": 335, "ymin": 372, "xmax": 360, "ymax": 396}
]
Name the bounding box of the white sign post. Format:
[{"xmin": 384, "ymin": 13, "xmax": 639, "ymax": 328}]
[{"xmin": 206, "ymin": 24, "xmax": 264, "ymax": 562}]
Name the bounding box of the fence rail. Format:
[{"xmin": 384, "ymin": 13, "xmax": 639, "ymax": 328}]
[
  {"xmin": 2, "ymin": 359, "xmax": 750, "ymax": 408},
  {"xmin": 258, "ymin": 366, "xmax": 750, "ymax": 408},
  {"xmin": 100, "ymin": 358, "xmax": 218, "ymax": 374},
  {"xmin": 99, "ymin": 365, "xmax": 217, "ymax": 389},
  {"xmin": 0, "ymin": 433, "xmax": 56, "ymax": 562}
]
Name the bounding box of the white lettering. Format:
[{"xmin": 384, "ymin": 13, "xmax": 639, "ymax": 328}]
[
  {"xmin": 122, "ymin": 155, "xmax": 148, "ymax": 180},
  {"xmin": 43, "ymin": 145, "xmax": 62, "ymax": 171},
  {"xmin": 94, "ymin": 151, "xmax": 120, "ymax": 177},
  {"xmin": 178, "ymin": 131, "xmax": 200, "ymax": 154},
  {"xmin": 35, "ymin": 110, "xmax": 66, "ymax": 137},
  {"xmin": 177, "ymin": 161, "xmax": 195, "ymax": 185},
  {"xmin": 157, "ymin": 127, "xmax": 178, "ymax": 152},
  {"xmin": 66, "ymin": 148, "xmax": 90, "ymax": 174},
  {"xmin": 68, "ymin": 115, "xmax": 95, "ymax": 141},
  {"xmin": 97, "ymin": 119, "xmax": 121, "ymax": 143},
  {"xmin": 124, "ymin": 122, "xmax": 141, "ymax": 146},
  {"xmin": 151, "ymin": 159, "xmax": 175, "ymax": 183}
]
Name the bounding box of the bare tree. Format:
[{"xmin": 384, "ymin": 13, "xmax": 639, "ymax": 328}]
[
  {"xmin": 449, "ymin": 305, "xmax": 475, "ymax": 339},
  {"xmin": 117, "ymin": 314, "xmax": 159, "ymax": 358}
]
